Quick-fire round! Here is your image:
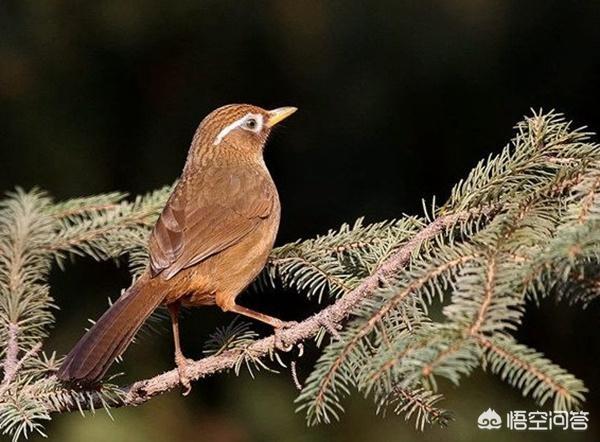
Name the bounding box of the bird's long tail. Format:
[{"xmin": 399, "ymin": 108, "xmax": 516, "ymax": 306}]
[{"xmin": 57, "ymin": 273, "xmax": 164, "ymax": 385}]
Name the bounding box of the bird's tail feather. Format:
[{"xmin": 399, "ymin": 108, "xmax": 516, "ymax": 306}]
[{"xmin": 57, "ymin": 273, "xmax": 164, "ymax": 385}]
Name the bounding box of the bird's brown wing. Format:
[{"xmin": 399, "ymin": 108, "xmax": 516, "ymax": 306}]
[{"xmin": 148, "ymin": 167, "xmax": 275, "ymax": 280}]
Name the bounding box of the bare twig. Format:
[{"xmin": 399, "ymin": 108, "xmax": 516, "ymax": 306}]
[
  {"xmin": 48, "ymin": 206, "xmax": 494, "ymax": 412},
  {"xmin": 291, "ymin": 361, "xmax": 302, "ymax": 390},
  {"xmin": 1, "ymin": 324, "xmax": 20, "ymax": 390},
  {"xmin": 0, "ymin": 324, "xmax": 42, "ymax": 397}
]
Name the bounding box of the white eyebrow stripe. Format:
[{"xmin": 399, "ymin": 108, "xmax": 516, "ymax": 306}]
[
  {"xmin": 213, "ymin": 113, "xmax": 263, "ymax": 145},
  {"xmin": 213, "ymin": 119, "xmax": 244, "ymax": 145}
]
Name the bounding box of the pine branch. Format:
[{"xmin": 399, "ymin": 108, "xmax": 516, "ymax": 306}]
[
  {"xmin": 478, "ymin": 335, "xmax": 587, "ymax": 410},
  {"xmin": 301, "ymin": 253, "xmax": 476, "ymax": 425},
  {"xmin": 43, "ymin": 207, "xmax": 485, "ymax": 412},
  {"xmin": 1, "ymin": 110, "xmax": 598, "ymax": 439},
  {"xmin": 43, "ymin": 186, "xmax": 171, "ymax": 262},
  {"xmin": 386, "ymin": 386, "xmax": 452, "ymax": 430}
]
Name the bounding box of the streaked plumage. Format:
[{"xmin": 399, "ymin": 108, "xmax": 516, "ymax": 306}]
[{"xmin": 58, "ymin": 104, "xmax": 296, "ymax": 390}]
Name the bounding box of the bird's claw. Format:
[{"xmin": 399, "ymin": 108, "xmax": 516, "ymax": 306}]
[
  {"xmin": 317, "ymin": 317, "xmax": 342, "ymax": 340},
  {"xmin": 274, "ymin": 320, "xmax": 298, "ymax": 352},
  {"xmin": 175, "ymin": 355, "xmax": 192, "ymax": 396}
]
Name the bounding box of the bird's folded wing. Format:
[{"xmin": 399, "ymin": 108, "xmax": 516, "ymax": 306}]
[{"xmin": 148, "ymin": 167, "xmax": 274, "ymax": 280}]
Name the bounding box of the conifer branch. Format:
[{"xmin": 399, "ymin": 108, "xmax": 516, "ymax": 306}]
[
  {"xmin": 468, "ymin": 255, "xmax": 497, "ymax": 336},
  {"xmin": 478, "ymin": 335, "xmax": 587, "ymax": 410},
  {"xmin": 45, "ymin": 204, "xmax": 485, "ymax": 412},
  {"xmin": 387, "ymin": 386, "xmax": 452, "ymax": 430},
  {"xmin": 1, "ymin": 111, "xmax": 598, "ymax": 440}
]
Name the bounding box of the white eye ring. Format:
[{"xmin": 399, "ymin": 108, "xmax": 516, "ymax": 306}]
[
  {"xmin": 241, "ymin": 114, "xmax": 263, "ymax": 133},
  {"xmin": 244, "ymin": 118, "xmax": 258, "ymax": 130}
]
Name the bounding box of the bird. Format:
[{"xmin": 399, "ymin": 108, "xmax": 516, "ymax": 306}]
[{"xmin": 57, "ymin": 104, "xmax": 297, "ymax": 392}]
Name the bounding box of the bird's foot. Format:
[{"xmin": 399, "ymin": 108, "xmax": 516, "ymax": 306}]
[
  {"xmin": 273, "ymin": 320, "xmax": 299, "ymax": 352},
  {"xmin": 317, "ymin": 316, "xmax": 342, "ymax": 340},
  {"xmin": 175, "ymin": 354, "xmax": 193, "ymax": 396}
]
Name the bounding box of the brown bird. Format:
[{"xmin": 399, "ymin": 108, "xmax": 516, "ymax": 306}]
[{"xmin": 58, "ymin": 104, "xmax": 297, "ymax": 391}]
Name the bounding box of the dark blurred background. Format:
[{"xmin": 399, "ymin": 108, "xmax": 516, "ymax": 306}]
[{"xmin": 1, "ymin": 1, "xmax": 599, "ymax": 441}]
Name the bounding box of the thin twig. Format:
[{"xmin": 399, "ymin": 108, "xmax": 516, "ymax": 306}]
[
  {"xmin": 0, "ymin": 324, "xmax": 42, "ymax": 397},
  {"xmin": 1, "ymin": 324, "xmax": 20, "ymax": 390},
  {"xmin": 468, "ymin": 255, "xmax": 497, "ymax": 336},
  {"xmin": 291, "ymin": 361, "xmax": 302, "ymax": 390}
]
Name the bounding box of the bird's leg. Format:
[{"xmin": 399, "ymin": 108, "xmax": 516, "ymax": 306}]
[
  {"xmin": 227, "ymin": 304, "xmax": 285, "ymax": 328},
  {"xmin": 168, "ymin": 302, "xmax": 192, "ymax": 395},
  {"xmin": 226, "ymin": 304, "xmax": 298, "ymax": 351}
]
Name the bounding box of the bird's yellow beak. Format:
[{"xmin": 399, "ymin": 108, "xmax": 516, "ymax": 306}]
[{"xmin": 266, "ymin": 106, "xmax": 298, "ymax": 128}]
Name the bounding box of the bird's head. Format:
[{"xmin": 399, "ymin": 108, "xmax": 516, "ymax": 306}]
[{"xmin": 190, "ymin": 104, "xmax": 297, "ymax": 165}]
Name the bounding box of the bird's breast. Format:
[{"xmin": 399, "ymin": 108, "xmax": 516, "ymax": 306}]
[{"xmin": 177, "ymin": 202, "xmax": 280, "ymax": 307}]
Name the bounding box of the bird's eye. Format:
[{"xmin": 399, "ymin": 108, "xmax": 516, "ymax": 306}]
[{"xmin": 245, "ymin": 118, "xmax": 258, "ymax": 130}]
